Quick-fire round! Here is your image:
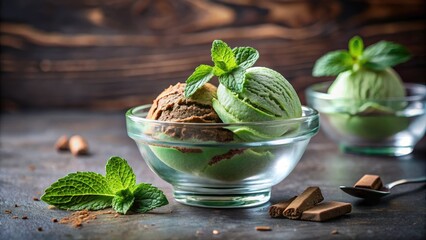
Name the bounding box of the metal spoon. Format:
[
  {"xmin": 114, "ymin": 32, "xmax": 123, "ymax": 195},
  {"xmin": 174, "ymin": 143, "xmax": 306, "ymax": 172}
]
[{"xmin": 340, "ymin": 177, "xmax": 426, "ymax": 199}]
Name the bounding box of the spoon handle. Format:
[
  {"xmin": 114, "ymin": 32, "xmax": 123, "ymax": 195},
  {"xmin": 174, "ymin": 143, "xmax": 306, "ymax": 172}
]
[{"xmin": 386, "ymin": 177, "xmax": 426, "ymax": 189}]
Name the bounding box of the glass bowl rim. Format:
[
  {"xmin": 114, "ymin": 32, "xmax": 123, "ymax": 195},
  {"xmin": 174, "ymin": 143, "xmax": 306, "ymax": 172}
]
[
  {"xmin": 126, "ymin": 104, "xmax": 319, "ymax": 128},
  {"xmin": 306, "ymin": 82, "xmax": 426, "ymax": 102}
]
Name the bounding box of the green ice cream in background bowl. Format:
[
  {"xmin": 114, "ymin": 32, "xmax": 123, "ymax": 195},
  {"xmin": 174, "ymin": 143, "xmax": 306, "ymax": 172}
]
[
  {"xmin": 306, "ymin": 36, "xmax": 426, "ymax": 156},
  {"xmin": 126, "ymin": 40, "xmax": 319, "ymax": 208}
]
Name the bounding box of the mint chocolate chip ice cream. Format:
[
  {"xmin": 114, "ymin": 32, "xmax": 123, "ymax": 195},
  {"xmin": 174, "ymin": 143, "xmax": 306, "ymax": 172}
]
[
  {"xmin": 144, "ymin": 40, "xmax": 303, "ymax": 182},
  {"xmin": 146, "ymin": 82, "xmax": 274, "ymax": 181}
]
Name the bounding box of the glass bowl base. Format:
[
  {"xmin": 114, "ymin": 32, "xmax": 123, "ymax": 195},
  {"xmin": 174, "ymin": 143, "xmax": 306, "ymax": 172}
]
[
  {"xmin": 340, "ymin": 144, "xmax": 413, "ymax": 157},
  {"xmin": 173, "ymin": 187, "xmax": 271, "ymax": 208}
]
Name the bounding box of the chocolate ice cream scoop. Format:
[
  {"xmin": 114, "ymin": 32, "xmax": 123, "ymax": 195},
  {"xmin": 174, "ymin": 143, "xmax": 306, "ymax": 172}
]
[
  {"xmin": 148, "ymin": 82, "xmax": 219, "ymax": 123},
  {"xmin": 147, "ymin": 82, "xmax": 233, "ymax": 142}
]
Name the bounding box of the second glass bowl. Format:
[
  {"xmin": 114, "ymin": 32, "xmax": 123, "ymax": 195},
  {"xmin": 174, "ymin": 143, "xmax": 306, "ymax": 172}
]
[
  {"xmin": 306, "ymin": 82, "xmax": 426, "ymax": 156},
  {"xmin": 126, "ymin": 104, "xmax": 319, "ymax": 208}
]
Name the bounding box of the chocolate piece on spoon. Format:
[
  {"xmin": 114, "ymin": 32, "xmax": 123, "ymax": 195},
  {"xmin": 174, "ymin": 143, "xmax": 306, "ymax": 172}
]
[
  {"xmin": 354, "ymin": 174, "xmax": 383, "ymax": 190},
  {"xmin": 340, "ymin": 176, "xmax": 426, "ymax": 199}
]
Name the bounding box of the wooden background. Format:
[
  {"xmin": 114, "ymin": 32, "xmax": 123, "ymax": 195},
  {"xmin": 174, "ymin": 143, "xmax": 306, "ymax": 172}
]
[{"xmin": 1, "ymin": 0, "xmax": 425, "ymax": 110}]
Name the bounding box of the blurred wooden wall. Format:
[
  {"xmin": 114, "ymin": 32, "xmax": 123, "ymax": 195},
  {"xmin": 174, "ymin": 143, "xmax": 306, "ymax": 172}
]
[{"xmin": 1, "ymin": 0, "xmax": 425, "ymax": 110}]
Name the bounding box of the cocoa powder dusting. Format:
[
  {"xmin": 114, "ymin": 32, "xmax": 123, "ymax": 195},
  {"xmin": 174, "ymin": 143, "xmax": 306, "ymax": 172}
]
[{"xmin": 59, "ymin": 209, "xmax": 114, "ymax": 228}]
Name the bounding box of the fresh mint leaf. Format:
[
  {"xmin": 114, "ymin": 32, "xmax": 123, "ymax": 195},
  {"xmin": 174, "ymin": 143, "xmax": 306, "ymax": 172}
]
[
  {"xmin": 362, "ymin": 41, "xmax": 411, "ymax": 70},
  {"xmin": 41, "ymin": 172, "xmax": 114, "ymax": 210},
  {"xmin": 106, "ymin": 156, "xmax": 136, "ymax": 193},
  {"xmin": 130, "ymin": 183, "xmax": 168, "ymax": 213},
  {"xmin": 211, "ymin": 40, "xmax": 237, "ymax": 72},
  {"xmin": 213, "ymin": 65, "xmax": 226, "ymax": 76},
  {"xmin": 112, "ymin": 188, "xmax": 135, "ymax": 214},
  {"xmin": 42, "ymin": 156, "xmax": 169, "ymax": 214},
  {"xmin": 184, "ymin": 64, "xmax": 214, "ymax": 98},
  {"xmin": 218, "ymin": 66, "xmax": 246, "ymax": 93},
  {"xmin": 312, "ymin": 50, "xmax": 354, "ymax": 76},
  {"xmin": 232, "ymin": 47, "xmax": 259, "ymax": 69},
  {"xmin": 349, "ymin": 36, "xmax": 364, "ymax": 57}
]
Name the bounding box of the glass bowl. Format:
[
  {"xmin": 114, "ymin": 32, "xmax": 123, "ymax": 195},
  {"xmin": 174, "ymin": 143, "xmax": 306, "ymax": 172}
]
[
  {"xmin": 126, "ymin": 104, "xmax": 319, "ymax": 208},
  {"xmin": 306, "ymin": 82, "xmax": 426, "ymax": 157}
]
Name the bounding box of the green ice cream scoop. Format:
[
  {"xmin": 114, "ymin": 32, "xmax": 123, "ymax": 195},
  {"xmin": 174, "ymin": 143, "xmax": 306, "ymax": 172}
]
[
  {"xmin": 329, "ymin": 68, "xmax": 404, "ymax": 99},
  {"xmin": 212, "ymin": 67, "xmax": 302, "ymax": 140},
  {"xmin": 327, "ymin": 69, "xmax": 409, "ymax": 140},
  {"xmin": 312, "ymin": 36, "xmax": 411, "ymax": 141}
]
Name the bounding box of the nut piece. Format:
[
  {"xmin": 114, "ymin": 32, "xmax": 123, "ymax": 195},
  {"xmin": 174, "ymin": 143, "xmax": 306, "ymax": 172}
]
[
  {"xmin": 255, "ymin": 226, "xmax": 272, "ymax": 231},
  {"xmin": 69, "ymin": 135, "xmax": 89, "ymax": 156},
  {"xmin": 55, "ymin": 135, "xmax": 69, "ymax": 151}
]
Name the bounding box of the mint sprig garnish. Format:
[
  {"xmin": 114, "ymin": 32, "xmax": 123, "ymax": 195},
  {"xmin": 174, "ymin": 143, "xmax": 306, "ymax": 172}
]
[
  {"xmin": 185, "ymin": 65, "xmax": 214, "ymax": 99},
  {"xmin": 313, "ymin": 36, "xmax": 411, "ymax": 76},
  {"xmin": 233, "ymin": 47, "xmax": 259, "ymax": 69},
  {"xmin": 312, "ymin": 50, "xmax": 354, "ymax": 77},
  {"xmin": 41, "ymin": 156, "xmax": 168, "ymax": 215},
  {"xmin": 184, "ymin": 40, "xmax": 259, "ymax": 98},
  {"xmin": 219, "ymin": 66, "xmax": 246, "ymax": 93},
  {"xmin": 211, "ymin": 40, "xmax": 238, "ymax": 72},
  {"xmin": 362, "ymin": 41, "xmax": 411, "ymax": 71}
]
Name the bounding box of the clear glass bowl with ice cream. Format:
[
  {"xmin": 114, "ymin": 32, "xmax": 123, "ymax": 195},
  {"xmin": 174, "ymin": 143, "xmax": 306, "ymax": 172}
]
[
  {"xmin": 306, "ymin": 82, "xmax": 426, "ymax": 156},
  {"xmin": 307, "ymin": 36, "xmax": 426, "ymax": 156},
  {"xmin": 126, "ymin": 53, "xmax": 320, "ymax": 208}
]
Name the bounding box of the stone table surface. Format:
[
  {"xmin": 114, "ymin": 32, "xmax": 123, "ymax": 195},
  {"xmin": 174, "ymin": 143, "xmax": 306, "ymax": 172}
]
[{"xmin": 0, "ymin": 111, "xmax": 425, "ymax": 240}]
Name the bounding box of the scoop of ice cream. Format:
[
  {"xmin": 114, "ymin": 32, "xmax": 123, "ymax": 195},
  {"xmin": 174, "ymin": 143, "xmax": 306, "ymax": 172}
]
[
  {"xmin": 147, "ymin": 82, "xmax": 233, "ymax": 142},
  {"xmin": 212, "ymin": 67, "xmax": 302, "ymax": 140},
  {"xmin": 148, "ymin": 82, "xmax": 220, "ymax": 123},
  {"xmin": 146, "ymin": 82, "xmax": 273, "ymax": 182},
  {"xmin": 326, "ymin": 68, "xmax": 408, "ymax": 140},
  {"xmin": 328, "ymin": 68, "xmax": 405, "ymax": 114},
  {"xmin": 328, "ymin": 68, "xmax": 405, "ymax": 99}
]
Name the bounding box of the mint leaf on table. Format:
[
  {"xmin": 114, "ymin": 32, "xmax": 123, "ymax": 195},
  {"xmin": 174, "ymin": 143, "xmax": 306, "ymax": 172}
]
[
  {"xmin": 106, "ymin": 156, "xmax": 136, "ymax": 193},
  {"xmin": 184, "ymin": 65, "xmax": 214, "ymax": 98},
  {"xmin": 218, "ymin": 66, "xmax": 246, "ymax": 93},
  {"xmin": 312, "ymin": 50, "xmax": 354, "ymax": 76},
  {"xmin": 362, "ymin": 41, "xmax": 411, "ymax": 70},
  {"xmin": 211, "ymin": 40, "xmax": 238, "ymax": 72},
  {"xmin": 112, "ymin": 188, "xmax": 135, "ymax": 214},
  {"xmin": 41, "ymin": 156, "xmax": 168, "ymax": 214},
  {"xmin": 130, "ymin": 183, "xmax": 168, "ymax": 213},
  {"xmin": 41, "ymin": 172, "xmax": 114, "ymax": 210},
  {"xmin": 232, "ymin": 47, "xmax": 259, "ymax": 69}
]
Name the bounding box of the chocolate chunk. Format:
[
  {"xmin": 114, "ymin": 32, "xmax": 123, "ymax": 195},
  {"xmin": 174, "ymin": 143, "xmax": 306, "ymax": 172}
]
[
  {"xmin": 300, "ymin": 201, "xmax": 352, "ymax": 222},
  {"xmin": 283, "ymin": 187, "xmax": 324, "ymax": 219},
  {"xmin": 269, "ymin": 196, "xmax": 297, "ymax": 218},
  {"xmin": 354, "ymin": 174, "xmax": 383, "ymax": 190}
]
